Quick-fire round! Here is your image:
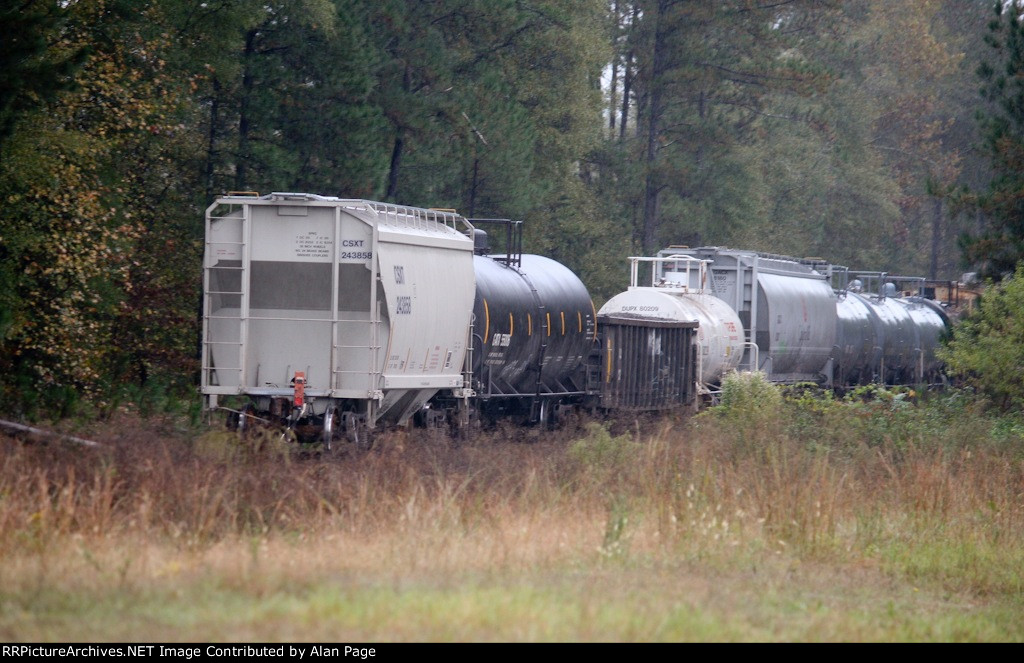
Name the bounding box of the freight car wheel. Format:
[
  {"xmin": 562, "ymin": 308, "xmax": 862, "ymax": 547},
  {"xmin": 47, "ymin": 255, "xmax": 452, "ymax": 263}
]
[
  {"xmin": 237, "ymin": 403, "xmax": 257, "ymax": 437},
  {"xmin": 322, "ymin": 406, "xmax": 340, "ymax": 451},
  {"xmin": 536, "ymin": 399, "xmax": 557, "ymax": 431},
  {"xmin": 342, "ymin": 412, "xmax": 373, "ymax": 451}
]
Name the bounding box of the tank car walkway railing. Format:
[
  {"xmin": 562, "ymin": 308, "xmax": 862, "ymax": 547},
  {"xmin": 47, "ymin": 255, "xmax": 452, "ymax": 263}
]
[
  {"xmin": 469, "ymin": 218, "xmax": 522, "ymax": 267},
  {"xmin": 350, "ymin": 201, "xmax": 475, "ymax": 236},
  {"xmin": 629, "ymin": 253, "xmax": 708, "ymax": 291}
]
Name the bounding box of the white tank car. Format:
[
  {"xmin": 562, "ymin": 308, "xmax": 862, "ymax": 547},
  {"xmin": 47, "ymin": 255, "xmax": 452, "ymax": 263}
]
[
  {"xmin": 201, "ymin": 193, "xmax": 476, "ymax": 430},
  {"xmin": 599, "ymin": 256, "xmax": 744, "ymax": 386}
]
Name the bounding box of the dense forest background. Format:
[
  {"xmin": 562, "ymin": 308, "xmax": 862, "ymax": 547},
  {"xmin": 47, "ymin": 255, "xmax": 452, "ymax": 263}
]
[{"xmin": 0, "ymin": 0, "xmax": 1016, "ymax": 413}]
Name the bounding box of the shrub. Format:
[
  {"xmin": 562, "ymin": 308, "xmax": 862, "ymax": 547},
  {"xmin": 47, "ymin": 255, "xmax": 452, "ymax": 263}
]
[
  {"xmin": 568, "ymin": 422, "xmax": 637, "ymax": 477},
  {"xmin": 939, "ymin": 263, "xmax": 1024, "ymax": 410},
  {"xmin": 719, "ymin": 371, "xmax": 783, "ymax": 413}
]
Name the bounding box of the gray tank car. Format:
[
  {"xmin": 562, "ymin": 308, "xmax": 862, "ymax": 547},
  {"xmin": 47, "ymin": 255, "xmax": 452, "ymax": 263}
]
[
  {"xmin": 834, "ymin": 288, "xmax": 884, "ymax": 385},
  {"xmin": 835, "ymin": 277, "xmax": 949, "ymax": 386},
  {"xmin": 645, "ymin": 247, "xmax": 951, "ymax": 390},
  {"xmin": 659, "ymin": 247, "xmax": 838, "ymax": 383}
]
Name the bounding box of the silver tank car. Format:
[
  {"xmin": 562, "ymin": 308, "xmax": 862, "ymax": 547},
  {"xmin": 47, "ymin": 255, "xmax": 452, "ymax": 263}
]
[
  {"xmin": 663, "ymin": 248, "xmax": 838, "ymax": 383},
  {"xmin": 866, "ymin": 294, "xmax": 917, "ymax": 383},
  {"xmin": 837, "ymin": 277, "xmax": 950, "ymax": 385},
  {"xmin": 834, "ymin": 289, "xmax": 884, "ymax": 385},
  {"xmin": 896, "ymin": 297, "xmax": 949, "ymax": 382}
]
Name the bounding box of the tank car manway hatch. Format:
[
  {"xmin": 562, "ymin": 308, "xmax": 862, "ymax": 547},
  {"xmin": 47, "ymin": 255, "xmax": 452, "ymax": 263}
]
[{"xmin": 201, "ymin": 193, "xmax": 477, "ymax": 439}]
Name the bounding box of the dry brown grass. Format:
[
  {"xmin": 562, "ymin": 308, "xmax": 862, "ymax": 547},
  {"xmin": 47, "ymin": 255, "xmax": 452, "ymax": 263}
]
[{"xmin": 1, "ymin": 394, "xmax": 1022, "ymax": 640}]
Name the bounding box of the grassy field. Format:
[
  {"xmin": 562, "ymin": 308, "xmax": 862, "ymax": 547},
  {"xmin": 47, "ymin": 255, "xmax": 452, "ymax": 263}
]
[{"xmin": 1, "ymin": 378, "xmax": 1022, "ymax": 641}]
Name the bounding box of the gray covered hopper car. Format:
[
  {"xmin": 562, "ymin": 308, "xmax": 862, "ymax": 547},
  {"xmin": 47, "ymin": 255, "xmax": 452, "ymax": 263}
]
[{"xmin": 202, "ymin": 193, "xmax": 477, "ymax": 437}]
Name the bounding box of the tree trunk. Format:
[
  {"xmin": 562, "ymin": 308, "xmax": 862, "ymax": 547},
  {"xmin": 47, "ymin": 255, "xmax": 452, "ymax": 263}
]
[
  {"xmin": 619, "ymin": 3, "xmax": 640, "ymax": 141},
  {"xmin": 609, "ymin": 0, "xmax": 620, "ymax": 135},
  {"xmin": 641, "ymin": 0, "xmax": 669, "ymax": 254},
  {"xmin": 385, "ymin": 63, "xmax": 413, "ymax": 200},
  {"xmin": 930, "ymin": 195, "xmax": 942, "ymax": 280},
  {"xmin": 204, "ymin": 78, "xmax": 220, "ymax": 201},
  {"xmin": 386, "ymin": 129, "xmax": 404, "ymax": 200},
  {"xmin": 235, "ymin": 29, "xmax": 257, "ymax": 191}
]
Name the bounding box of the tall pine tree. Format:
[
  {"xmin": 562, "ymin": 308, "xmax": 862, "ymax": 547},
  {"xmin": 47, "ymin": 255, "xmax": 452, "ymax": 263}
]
[{"xmin": 965, "ymin": 0, "xmax": 1024, "ymax": 278}]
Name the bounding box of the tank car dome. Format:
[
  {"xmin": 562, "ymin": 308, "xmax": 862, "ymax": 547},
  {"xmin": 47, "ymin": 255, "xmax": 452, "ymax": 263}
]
[{"xmin": 600, "ymin": 288, "xmax": 698, "ymax": 325}]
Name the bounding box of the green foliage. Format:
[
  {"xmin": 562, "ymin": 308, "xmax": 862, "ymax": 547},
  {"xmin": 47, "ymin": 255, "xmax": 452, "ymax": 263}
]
[
  {"xmin": 0, "ymin": 0, "xmax": 91, "ymax": 143},
  {"xmin": 963, "ymin": 0, "xmax": 1024, "ymax": 278},
  {"xmin": 716, "ymin": 371, "xmax": 783, "ymax": 420},
  {"xmin": 0, "ymin": 0, "xmax": 207, "ymax": 416},
  {"xmin": 597, "ymin": 0, "xmax": 980, "ymax": 278},
  {"xmin": 776, "ymin": 382, "xmax": 1024, "ymax": 459},
  {"xmin": 569, "ymin": 422, "xmax": 638, "ymax": 474},
  {"xmin": 940, "ymin": 263, "xmax": 1024, "ymax": 410},
  {"xmin": 605, "ymin": 1, "xmax": 842, "ymax": 254},
  {"xmin": 0, "ymin": 0, "xmax": 611, "ymax": 418},
  {"xmin": 700, "ymin": 372, "xmax": 785, "ymax": 450}
]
